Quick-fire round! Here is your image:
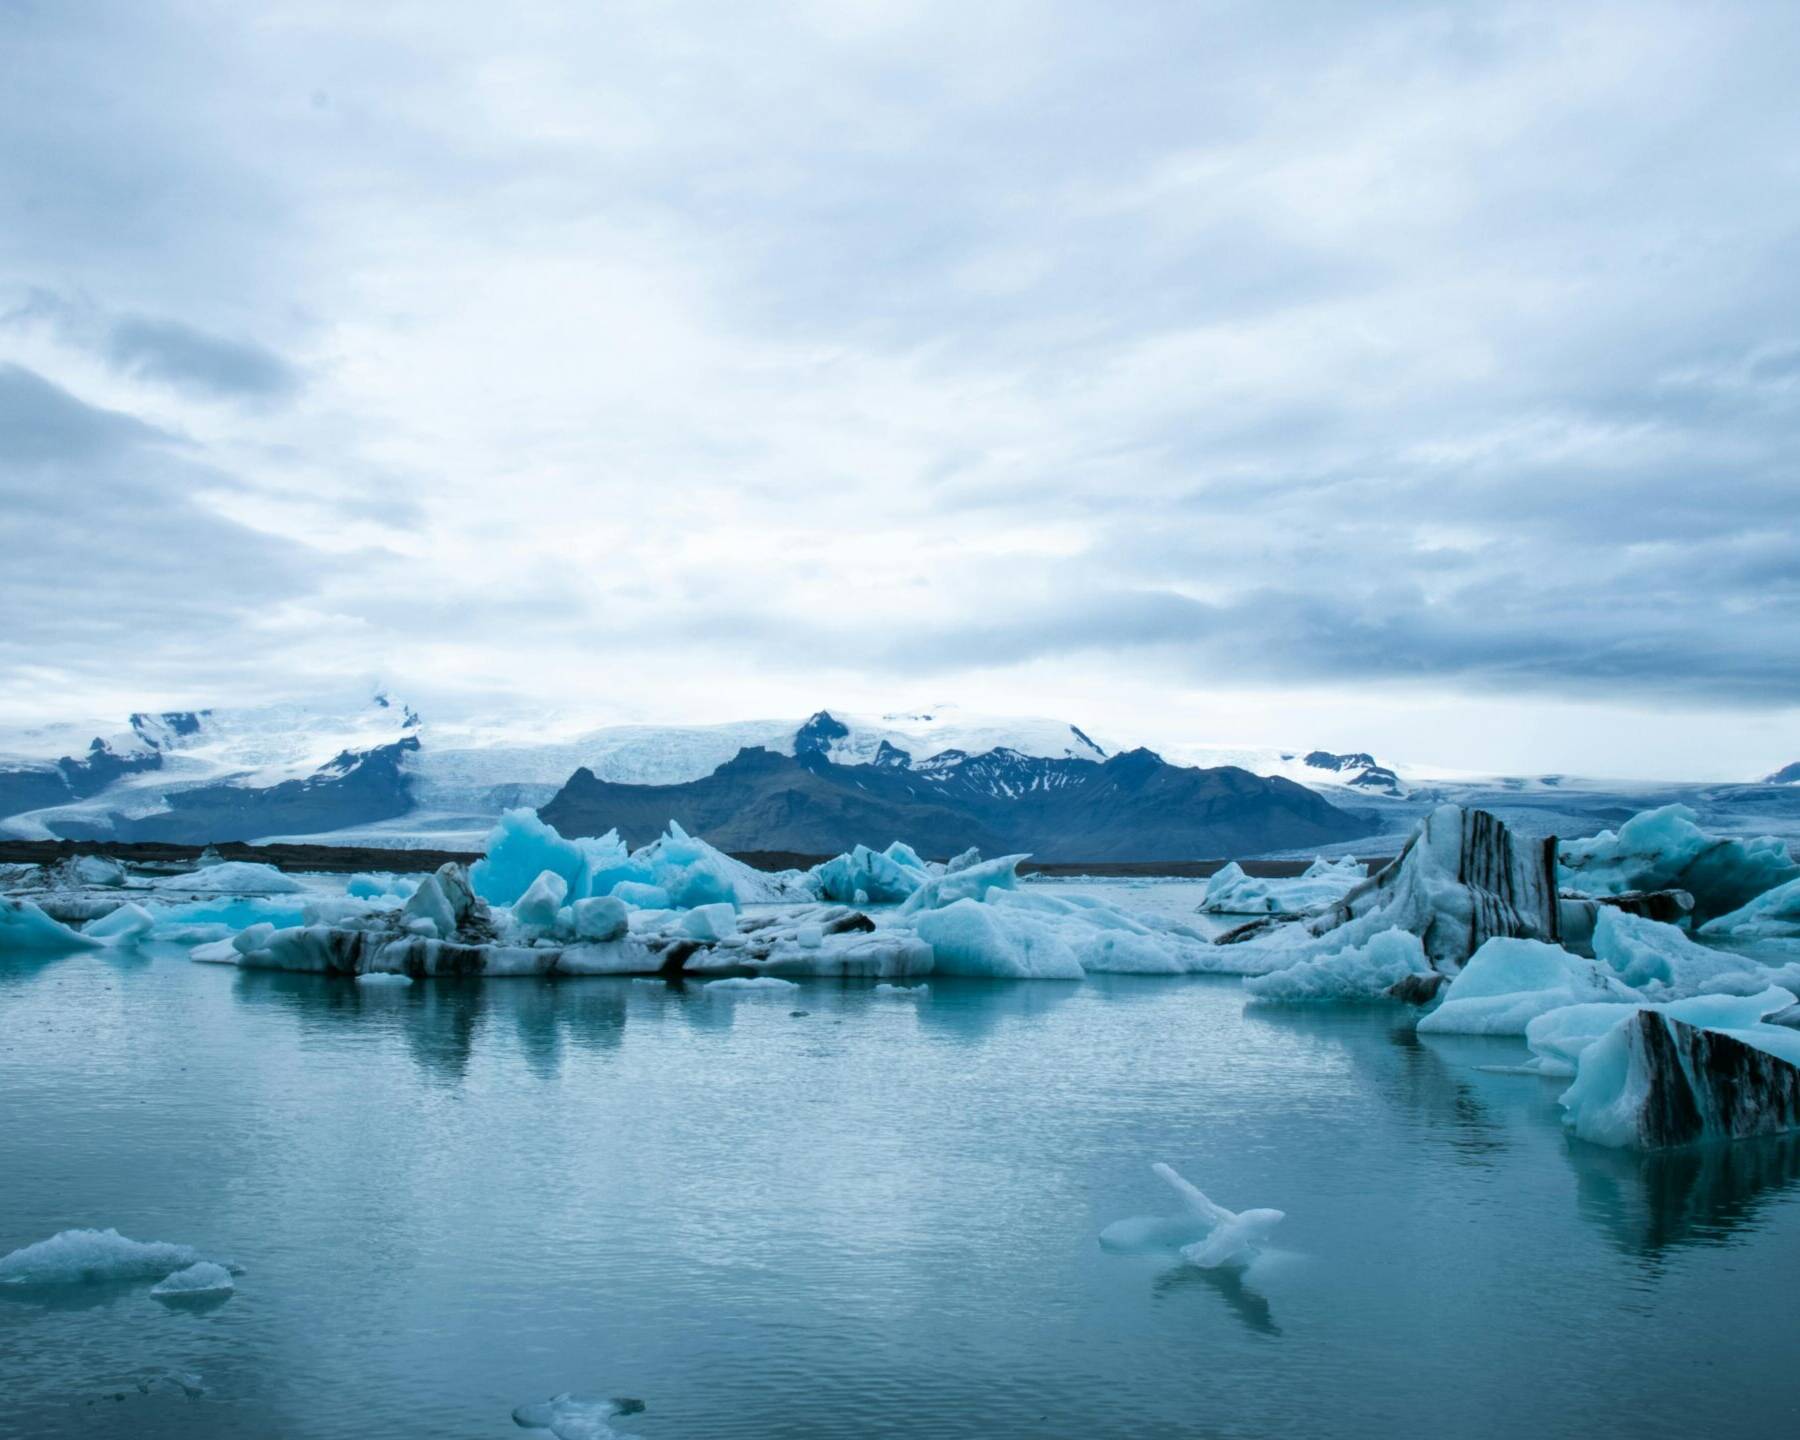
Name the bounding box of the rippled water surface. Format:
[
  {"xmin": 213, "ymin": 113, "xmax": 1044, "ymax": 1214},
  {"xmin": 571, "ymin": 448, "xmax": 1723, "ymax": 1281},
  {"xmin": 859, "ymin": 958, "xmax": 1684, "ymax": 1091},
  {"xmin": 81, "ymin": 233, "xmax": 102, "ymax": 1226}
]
[{"xmin": 5, "ymin": 889, "xmax": 1800, "ymax": 1438}]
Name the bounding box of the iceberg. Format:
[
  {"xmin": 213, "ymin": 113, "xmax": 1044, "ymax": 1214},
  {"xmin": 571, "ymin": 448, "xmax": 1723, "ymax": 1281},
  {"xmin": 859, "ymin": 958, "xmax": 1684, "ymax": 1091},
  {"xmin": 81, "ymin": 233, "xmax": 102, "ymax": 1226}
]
[
  {"xmin": 471, "ymin": 810, "xmax": 796, "ymax": 910},
  {"xmin": 1416, "ymin": 937, "xmax": 1639, "ymax": 1036},
  {"xmin": 811, "ymin": 842, "xmax": 931, "ymax": 904},
  {"xmin": 1099, "ymin": 1163, "xmax": 1284, "ymax": 1269},
  {"xmin": 570, "ymin": 896, "xmax": 629, "ymax": 942},
  {"xmin": 1243, "ymin": 927, "xmax": 1432, "ymax": 1003},
  {"xmin": 1200, "ymin": 856, "xmax": 1364, "ymax": 916},
  {"xmin": 1523, "ymin": 987, "xmax": 1796, "ymax": 1078},
  {"xmin": 1558, "ymin": 1008, "xmax": 1800, "ymax": 1148},
  {"xmin": 0, "ymin": 1228, "xmax": 202, "ymax": 1286},
  {"xmin": 513, "ymin": 870, "xmax": 570, "ymax": 930},
  {"xmin": 152, "ymin": 861, "xmax": 305, "ymax": 895},
  {"xmin": 1, "ymin": 896, "xmax": 103, "ymax": 954},
  {"xmin": 1559, "ymin": 805, "xmax": 1799, "ymax": 923},
  {"xmin": 1699, "ymin": 875, "xmax": 1800, "ymax": 943},
  {"xmin": 896, "ymin": 853, "xmax": 1029, "ymax": 916},
  {"xmin": 1219, "ymin": 805, "xmax": 1561, "ymax": 976}
]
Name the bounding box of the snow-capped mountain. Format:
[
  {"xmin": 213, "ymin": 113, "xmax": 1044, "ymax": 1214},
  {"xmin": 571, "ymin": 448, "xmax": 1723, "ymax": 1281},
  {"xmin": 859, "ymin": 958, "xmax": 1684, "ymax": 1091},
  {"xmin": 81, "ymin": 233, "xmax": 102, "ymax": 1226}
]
[{"xmin": 4, "ymin": 693, "xmax": 1797, "ymax": 858}]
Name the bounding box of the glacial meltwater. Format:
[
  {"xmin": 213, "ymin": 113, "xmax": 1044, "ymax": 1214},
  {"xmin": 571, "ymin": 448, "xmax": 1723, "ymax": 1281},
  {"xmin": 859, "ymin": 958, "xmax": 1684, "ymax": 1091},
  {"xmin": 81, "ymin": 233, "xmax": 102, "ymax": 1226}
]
[{"xmin": 4, "ymin": 882, "xmax": 1799, "ymax": 1439}]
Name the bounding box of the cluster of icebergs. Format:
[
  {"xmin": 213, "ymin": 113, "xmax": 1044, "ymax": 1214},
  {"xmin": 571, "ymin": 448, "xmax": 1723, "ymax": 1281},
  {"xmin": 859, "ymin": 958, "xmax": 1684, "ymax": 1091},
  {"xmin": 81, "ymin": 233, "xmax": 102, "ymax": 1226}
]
[
  {"xmin": 5, "ymin": 797, "xmax": 1797, "ymax": 1154},
  {"xmin": 1210, "ymin": 802, "xmax": 1800, "ymax": 1151}
]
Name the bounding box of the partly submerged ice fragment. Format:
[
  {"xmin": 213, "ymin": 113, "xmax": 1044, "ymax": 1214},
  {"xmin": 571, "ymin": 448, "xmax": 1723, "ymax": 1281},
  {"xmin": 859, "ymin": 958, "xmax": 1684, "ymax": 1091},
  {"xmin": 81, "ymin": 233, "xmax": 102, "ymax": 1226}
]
[
  {"xmin": 1201, "ymin": 857, "xmax": 1363, "ymax": 916},
  {"xmin": 150, "ymin": 1261, "xmax": 235, "ymax": 1301},
  {"xmin": 1099, "ymin": 1163, "xmax": 1283, "ymax": 1269},
  {"xmin": 513, "ymin": 1393, "xmax": 644, "ymax": 1440},
  {"xmin": 0, "ymin": 1228, "xmax": 202, "ymax": 1287}
]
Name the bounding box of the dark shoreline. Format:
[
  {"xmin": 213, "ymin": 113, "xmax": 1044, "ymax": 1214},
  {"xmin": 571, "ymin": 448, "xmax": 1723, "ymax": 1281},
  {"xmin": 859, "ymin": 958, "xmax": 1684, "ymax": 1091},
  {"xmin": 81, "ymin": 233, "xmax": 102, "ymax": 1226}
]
[{"xmin": 0, "ymin": 837, "xmax": 1385, "ymax": 880}]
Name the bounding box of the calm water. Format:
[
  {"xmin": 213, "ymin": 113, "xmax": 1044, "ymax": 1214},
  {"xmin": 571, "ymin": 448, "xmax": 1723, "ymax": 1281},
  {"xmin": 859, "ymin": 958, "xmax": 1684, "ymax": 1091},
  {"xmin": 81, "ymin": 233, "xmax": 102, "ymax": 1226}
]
[{"xmin": 5, "ymin": 908, "xmax": 1800, "ymax": 1439}]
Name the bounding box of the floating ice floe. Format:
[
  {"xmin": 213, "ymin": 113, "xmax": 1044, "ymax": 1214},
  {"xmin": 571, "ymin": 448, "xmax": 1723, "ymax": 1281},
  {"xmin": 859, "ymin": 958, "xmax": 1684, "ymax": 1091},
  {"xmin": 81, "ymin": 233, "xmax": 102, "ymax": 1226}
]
[
  {"xmin": 1100, "ymin": 1163, "xmax": 1283, "ymax": 1269},
  {"xmin": 1559, "ymin": 805, "xmax": 1798, "ymax": 924},
  {"xmin": 703, "ymin": 975, "xmax": 799, "ymax": 993},
  {"xmin": 150, "ymin": 1261, "xmax": 236, "ymax": 1301},
  {"xmin": 1699, "ymin": 875, "xmax": 1800, "ymax": 944},
  {"xmin": 152, "ymin": 860, "xmax": 305, "ymax": 895},
  {"xmin": 1589, "ymin": 907, "xmax": 1779, "ymax": 996},
  {"xmin": 513, "ymin": 1393, "xmax": 644, "ymax": 1440},
  {"xmin": 0, "ymin": 1228, "xmax": 203, "ymax": 1287},
  {"xmin": 1199, "ymin": 856, "xmax": 1364, "ymax": 916}
]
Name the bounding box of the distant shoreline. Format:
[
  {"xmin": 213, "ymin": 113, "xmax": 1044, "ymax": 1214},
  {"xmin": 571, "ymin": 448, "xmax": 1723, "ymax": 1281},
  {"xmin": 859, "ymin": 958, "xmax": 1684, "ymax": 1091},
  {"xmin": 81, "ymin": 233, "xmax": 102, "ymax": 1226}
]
[{"xmin": 0, "ymin": 837, "xmax": 1387, "ymax": 880}]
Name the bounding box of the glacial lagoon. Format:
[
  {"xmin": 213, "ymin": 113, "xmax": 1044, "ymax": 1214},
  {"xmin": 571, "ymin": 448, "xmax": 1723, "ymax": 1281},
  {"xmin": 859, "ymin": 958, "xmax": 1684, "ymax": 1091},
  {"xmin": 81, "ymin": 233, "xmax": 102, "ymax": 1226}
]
[{"xmin": 4, "ymin": 882, "xmax": 1799, "ymax": 1440}]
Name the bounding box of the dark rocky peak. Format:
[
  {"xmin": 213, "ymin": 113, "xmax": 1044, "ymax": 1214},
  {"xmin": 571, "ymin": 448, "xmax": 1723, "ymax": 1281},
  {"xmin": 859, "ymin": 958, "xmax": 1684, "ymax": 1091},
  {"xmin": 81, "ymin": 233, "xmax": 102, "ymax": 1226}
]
[
  {"xmin": 1102, "ymin": 747, "xmax": 1167, "ymax": 783},
  {"xmin": 872, "ymin": 740, "xmax": 912, "ymax": 769},
  {"xmin": 794, "ymin": 710, "xmax": 850, "ymax": 755},
  {"xmin": 57, "ymin": 737, "xmax": 163, "ymax": 798},
  {"xmin": 129, "ymin": 710, "xmax": 208, "ymax": 746},
  {"xmin": 1766, "ymin": 762, "xmax": 1800, "ymax": 785},
  {"xmin": 715, "ymin": 745, "xmax": 795, "ymax": 776},
  {"xmin": 1304, "ymin": 750, "xmax": 1378, "ymax": 773},
  {"xmin": 1070, "ymin": 724, "xmax": 1106, "ymax": 757}
]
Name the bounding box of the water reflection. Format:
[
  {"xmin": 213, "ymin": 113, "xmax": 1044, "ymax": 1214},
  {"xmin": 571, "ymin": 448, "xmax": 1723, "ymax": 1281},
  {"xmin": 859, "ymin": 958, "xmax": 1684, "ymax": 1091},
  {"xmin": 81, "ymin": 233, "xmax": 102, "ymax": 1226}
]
[
  {"xmin": 1567, "ymin": 1131, "xmax": 1800, "ymax": 1260},
  {"xmin": 1151, "ymin": 1261, "xmax": 1282, "ymax": 1337},
  {"xmin": 1246, "ymin": 1005, "xmax": 1507, "ymax": 1162},
  {"xmin": 911, "ymin": 978, "xmax": 1078, "ymax": 1042}
]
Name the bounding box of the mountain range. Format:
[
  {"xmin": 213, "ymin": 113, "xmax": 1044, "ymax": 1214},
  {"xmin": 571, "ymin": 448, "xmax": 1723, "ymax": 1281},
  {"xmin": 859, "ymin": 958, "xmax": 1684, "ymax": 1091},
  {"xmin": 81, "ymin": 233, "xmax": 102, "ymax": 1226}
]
[{"xmin": 1, "ymin": 696, "xmax": 1795, "ymax": 861}]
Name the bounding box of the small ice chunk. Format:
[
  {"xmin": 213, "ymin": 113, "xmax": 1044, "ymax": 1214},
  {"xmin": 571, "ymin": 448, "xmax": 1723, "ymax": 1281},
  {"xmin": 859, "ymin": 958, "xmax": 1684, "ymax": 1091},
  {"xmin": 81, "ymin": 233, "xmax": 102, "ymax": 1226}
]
[
  {"xmin": 0, "ymin": 1228, "xmax": 201, "ymax": 1286},
  {"xmin": 150, "ymin": 1261, "xmax": 235, "ymax": 1300},
  {"xmin": 1099, "ymin": 1163, "xmax": 1284, "ymax": 1269},
  {"xmin": 795, "ymin": 924, "xmax": 823, "ymax": 950},
  {"xmin": 404, "ymin": 874, "xmax": 458, "ymax": 940},
  {"xmin": 74, "ymin": 854, "xmax": 128, "ymax": 887},
  {"xmin": 232, "ymin": 922, "xmax": 278, "ymax": 955},
  {"xmin": 610, "ymin": 881, "xmax": 672, "ymax": 910},
  {"xmin": 1700, "ymin": 875, "xmax": 1800, "ymax": 943},
  {"xmin": 874, "ymin": 982, "xmax": 930, "ymax": 998},
  {"xmin": 190, "ymin": 937, "xmax": 241, "ymax": 965},
  {"xmin": 680, "ymin": 903, "xmax": 737, "ymax": 942},
  {"xmin": 571, "ymin": 896, "xmax": 630, "ymax": 942},
  {"xmin": 513, "ymin": 869, "xmax": 570, "ymax": 930},
  {"xmin": 355, "ymin": 971, "xmax": 414, "ymax": 987}
]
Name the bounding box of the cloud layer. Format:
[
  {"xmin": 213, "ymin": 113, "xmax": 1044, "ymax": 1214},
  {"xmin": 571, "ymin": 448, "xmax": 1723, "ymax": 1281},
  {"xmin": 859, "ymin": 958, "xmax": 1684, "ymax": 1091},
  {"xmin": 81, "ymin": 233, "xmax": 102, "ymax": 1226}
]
[{"xmin": 1, "ymin": 1, "xmax": 1796, "ymax": 776}]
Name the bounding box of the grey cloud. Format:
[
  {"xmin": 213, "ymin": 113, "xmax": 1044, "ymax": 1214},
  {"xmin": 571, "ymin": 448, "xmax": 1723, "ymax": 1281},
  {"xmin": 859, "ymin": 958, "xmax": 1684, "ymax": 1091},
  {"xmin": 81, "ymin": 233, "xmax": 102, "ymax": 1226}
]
[
  {"xmin": 0, "ymin": 361, "xmax": 168, "ymax": 463},
  {"xmin": 104, "ymin": 313, "xmax": 298, "ymax": 400}
]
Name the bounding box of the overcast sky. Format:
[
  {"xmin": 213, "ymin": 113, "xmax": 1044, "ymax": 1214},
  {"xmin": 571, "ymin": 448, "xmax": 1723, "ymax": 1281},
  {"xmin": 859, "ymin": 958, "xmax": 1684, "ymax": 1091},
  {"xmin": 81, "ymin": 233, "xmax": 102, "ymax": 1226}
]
[{"xmin": 2, "ymin": 1, "xmax": 1797, "ymax": 779}]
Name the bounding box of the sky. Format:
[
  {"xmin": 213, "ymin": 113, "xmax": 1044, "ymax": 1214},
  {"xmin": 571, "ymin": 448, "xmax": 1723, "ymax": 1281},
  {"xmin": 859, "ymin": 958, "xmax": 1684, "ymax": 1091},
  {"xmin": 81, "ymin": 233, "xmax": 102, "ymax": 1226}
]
[{"xmin": 1, "ymin": 0, "xmax": 1797, "ymax": 780}]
